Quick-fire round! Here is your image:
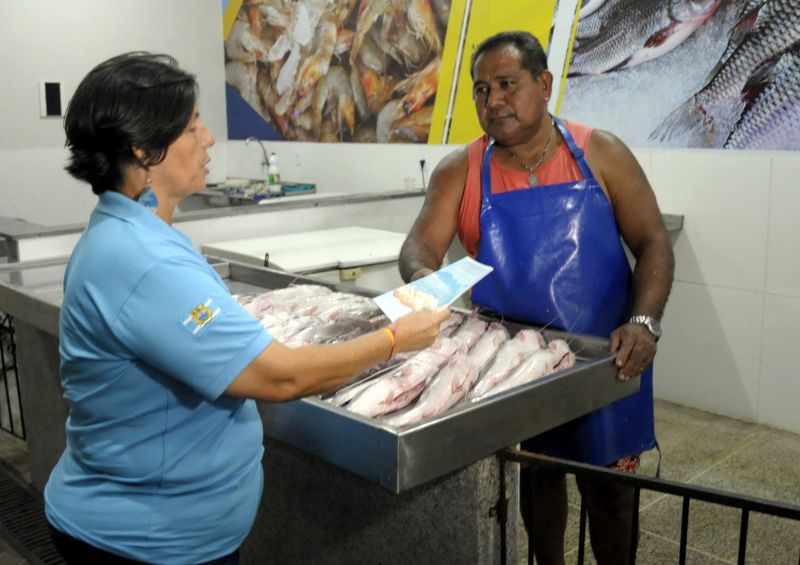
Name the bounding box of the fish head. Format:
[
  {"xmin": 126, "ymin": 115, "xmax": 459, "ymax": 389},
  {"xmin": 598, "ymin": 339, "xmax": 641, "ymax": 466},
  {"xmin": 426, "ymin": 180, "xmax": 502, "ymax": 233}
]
[
  {"xmin": 547, "ymin": 339, "xmax": 573, "ymax": 361},
  {"xmin": 517, "ymin": 329, "xmax": 546, "ymax": 349},
  {"xmin": 670, "ymin": 0, "xmax": 721, "ymax": 22}
]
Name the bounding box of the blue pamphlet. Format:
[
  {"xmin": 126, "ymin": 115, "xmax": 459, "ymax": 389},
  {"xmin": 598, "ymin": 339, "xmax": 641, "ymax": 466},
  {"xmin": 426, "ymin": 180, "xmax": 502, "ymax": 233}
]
[{"xmin": 374, "ymin": 257, "xmax": 493, "ymax": 321}]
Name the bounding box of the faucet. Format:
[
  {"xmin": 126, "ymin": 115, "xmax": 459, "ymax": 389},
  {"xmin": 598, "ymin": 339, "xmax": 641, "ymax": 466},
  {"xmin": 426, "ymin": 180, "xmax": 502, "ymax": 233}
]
[{"xmin": 245, "ymin": 136, "xmax": 269, "ymax": 170}]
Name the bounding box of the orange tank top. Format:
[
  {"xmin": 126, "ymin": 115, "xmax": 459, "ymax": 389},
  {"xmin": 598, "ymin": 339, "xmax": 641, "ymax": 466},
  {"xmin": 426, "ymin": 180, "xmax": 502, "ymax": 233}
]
[{"xmin": 457, "ymin": 120, "xmax": 593, "ymax": 257}]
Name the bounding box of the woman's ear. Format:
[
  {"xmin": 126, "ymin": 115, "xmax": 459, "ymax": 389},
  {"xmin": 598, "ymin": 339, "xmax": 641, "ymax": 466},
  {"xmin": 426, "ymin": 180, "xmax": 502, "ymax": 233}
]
[{"xmin": 131, "ymin": 146, "xmax": 150, "ymax": 168}]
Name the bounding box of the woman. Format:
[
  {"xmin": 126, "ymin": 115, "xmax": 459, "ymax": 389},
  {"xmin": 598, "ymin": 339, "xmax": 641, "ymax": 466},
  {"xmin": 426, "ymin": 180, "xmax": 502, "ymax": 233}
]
[
  {"xmin": 45, "ymin": 52, "xmax": 448, "ymax": 565},
  {"xmin": 399, "ymin": 32, "xmax": 674, "ymax": 565}
]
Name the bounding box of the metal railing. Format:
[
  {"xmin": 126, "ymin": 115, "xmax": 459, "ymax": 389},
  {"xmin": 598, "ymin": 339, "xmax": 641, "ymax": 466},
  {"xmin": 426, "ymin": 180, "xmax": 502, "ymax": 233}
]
[
  {"xmin": 499, "ymin": 448, "xmax": 800, "ymax": 565},
  {"xmin": 0, "ymin": 312, "xmax": 24, "ymax": 440}
]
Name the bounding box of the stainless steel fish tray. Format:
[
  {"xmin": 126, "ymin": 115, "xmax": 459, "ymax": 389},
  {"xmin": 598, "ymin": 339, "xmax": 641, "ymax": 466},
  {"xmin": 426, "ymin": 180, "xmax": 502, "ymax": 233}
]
[
  {"xmin": 214, "ymin": 259, "xmax": 641, "ymax": 494},
  {"xmin": 0, "ymin": 256, "xmax": 639, "ymax": 493}
]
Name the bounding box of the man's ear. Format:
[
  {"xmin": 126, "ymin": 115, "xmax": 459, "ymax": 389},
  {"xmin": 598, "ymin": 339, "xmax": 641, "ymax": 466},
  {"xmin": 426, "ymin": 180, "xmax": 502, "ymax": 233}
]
[{"xmin": 538, "ymin": 70, "xmax": 554, "ymax": 100}]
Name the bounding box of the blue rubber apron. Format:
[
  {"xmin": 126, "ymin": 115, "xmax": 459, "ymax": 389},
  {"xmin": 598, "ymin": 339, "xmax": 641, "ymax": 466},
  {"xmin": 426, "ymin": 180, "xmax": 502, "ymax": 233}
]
[{"xmin": 471, "ymin": 118, "xmax": 655, "ymax": 465}]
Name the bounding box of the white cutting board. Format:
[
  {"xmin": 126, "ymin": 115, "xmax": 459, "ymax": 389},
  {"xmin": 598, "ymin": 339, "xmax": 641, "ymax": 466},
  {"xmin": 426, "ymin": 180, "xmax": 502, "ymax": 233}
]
[{"xmin": 201, "ymin": 227, "xmax": 407, "ymax": 273}]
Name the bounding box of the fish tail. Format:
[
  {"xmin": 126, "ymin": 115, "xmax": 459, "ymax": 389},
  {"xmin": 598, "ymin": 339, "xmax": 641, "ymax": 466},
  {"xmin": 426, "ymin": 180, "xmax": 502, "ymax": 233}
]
[{"xmin": 649, "ymin": 97, "xmax": 713, "ymax": 145}]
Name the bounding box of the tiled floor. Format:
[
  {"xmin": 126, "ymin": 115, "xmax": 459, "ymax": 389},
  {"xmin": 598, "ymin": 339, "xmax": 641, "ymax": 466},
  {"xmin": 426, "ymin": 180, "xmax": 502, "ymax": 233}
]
[
  {"xmin": 518, "ymin": 400, "xmax": 800, "ymax": 564},
  {"xmin": 0, "ymin": 432, "xmax": 31, "ymax": 565},
  {"xmin": 1, "ymin": 400, "xmax": 798, "ymax": 565}
]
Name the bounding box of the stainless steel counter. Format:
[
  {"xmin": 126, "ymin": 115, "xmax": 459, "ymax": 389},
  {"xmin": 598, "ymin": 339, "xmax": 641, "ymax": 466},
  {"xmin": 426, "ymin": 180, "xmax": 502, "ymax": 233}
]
[
  {"xmin": 0, "ymin": 190, "xmax": 428, "ymax": 263},
  {"xmin": 0, "ymin": 190, "xmax": 426, "ymax": 242},
  {"xmin": 0, "ymin": 257, "xmax": 639, "ymax": 493},
  {"xmin": 0, "ymin": 187, "xmax": 683, "ymax": 263}
]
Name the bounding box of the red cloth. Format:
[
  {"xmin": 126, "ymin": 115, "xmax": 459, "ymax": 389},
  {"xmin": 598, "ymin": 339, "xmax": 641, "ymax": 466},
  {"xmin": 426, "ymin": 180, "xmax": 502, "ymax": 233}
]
[{"xmin": 457, "ymin": 120, "xmax": 594, "ymax": 257}]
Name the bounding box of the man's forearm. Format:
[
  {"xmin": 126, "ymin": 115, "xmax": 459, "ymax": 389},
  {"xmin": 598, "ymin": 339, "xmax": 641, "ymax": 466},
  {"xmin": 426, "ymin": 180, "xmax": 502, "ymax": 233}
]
[
  {"xmin": 630, "ymin": 239, "xmax": 675, "ymax": 319},
  {"xmin": 399, "ymin": 237, "xmax": 444, "ymax": 282}
]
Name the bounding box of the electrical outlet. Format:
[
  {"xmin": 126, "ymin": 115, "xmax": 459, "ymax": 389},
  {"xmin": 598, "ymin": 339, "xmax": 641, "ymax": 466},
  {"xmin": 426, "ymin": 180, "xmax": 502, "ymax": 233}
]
[
  {"xmin": 339, "ymin": 267, "xmax": 361, "ymax": 281},
  {"xmin": 294, "ymin": 151, "xmax": 301, "ymax": 166}
]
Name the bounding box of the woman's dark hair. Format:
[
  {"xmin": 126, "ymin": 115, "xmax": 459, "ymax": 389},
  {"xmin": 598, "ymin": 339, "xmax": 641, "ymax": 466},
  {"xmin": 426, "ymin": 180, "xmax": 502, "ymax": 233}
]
[
  {"xmin": 470, "ymin": 31, "xmax": 548, "ymax": 80},
  {"xmin": 64, "ymin": 52, "xmax": 198, "ymax": 194}
]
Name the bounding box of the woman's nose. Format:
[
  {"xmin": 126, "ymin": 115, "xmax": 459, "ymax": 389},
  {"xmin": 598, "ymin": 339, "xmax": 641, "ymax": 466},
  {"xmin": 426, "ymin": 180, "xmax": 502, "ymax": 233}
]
[{"xmin": 202, "ymin": 123, "xmax": 215, "ymax": 148}]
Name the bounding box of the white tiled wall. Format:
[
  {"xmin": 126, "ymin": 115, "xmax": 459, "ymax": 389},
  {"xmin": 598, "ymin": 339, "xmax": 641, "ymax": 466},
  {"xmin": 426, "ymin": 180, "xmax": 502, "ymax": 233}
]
[
  {"xmin": 650, "ymin": 150, "xmax": 772, "ymax": 292},
  {"xmin": 766, "ymin": 155, "xmax": 800, "ymax": 298},
  {"xmin": 657, "ymin": 282, "xmax": 763, "ymax": 421},
  {"xmin": 641, "ymin": 149, "xmax": 799, "ymax": 434},
  {"xmin": 759, "ymin": 295, "xmax": 800, "ymax": 431}
]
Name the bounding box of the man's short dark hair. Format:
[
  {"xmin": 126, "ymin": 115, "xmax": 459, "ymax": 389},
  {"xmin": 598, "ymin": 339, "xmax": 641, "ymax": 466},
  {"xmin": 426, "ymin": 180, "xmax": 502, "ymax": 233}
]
[
  {"xmin": 470, "ymin": 31, "xmax": 548, "ymax": 80},
  {"xmin": 64, "ymin": 52, "xmax": 198, "ymax": 194}
]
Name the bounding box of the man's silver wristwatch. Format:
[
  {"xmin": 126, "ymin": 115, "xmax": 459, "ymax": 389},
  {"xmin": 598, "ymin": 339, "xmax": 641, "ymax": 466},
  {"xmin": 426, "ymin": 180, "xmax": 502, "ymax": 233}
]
[{"xmin": 629, "ymin": 315, "xmax": 662, "ymax": 341}]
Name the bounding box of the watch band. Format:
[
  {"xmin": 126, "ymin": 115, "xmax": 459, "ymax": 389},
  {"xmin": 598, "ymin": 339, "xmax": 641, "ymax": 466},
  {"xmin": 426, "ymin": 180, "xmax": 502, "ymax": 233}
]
[{"xmin": 629, "ymin": 314, "xmax": 661, "ymax": 341}]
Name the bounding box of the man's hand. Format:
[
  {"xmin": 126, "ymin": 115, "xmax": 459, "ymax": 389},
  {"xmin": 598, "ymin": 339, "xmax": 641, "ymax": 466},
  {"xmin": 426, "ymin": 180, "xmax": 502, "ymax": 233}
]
[
  {"xmin": 609, "ymin": 323, "xmax": 657, "ymax": 380},
  {"xmin": 410, "ymin": 267, "xmax": 434, "ymax": 281}
]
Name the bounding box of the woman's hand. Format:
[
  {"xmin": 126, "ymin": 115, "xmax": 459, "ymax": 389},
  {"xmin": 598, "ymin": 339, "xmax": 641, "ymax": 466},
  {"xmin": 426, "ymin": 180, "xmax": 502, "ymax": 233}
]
[{"xmin": 393, "ymin": 307, "xmax": 451, "ymax": 354}]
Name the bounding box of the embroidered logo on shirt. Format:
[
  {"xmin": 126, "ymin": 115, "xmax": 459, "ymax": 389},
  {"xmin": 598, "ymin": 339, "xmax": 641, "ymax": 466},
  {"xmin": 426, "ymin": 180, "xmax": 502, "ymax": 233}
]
[{"xmin": 183, "ymin": 298, "xmax": 220, "ymax": 335}]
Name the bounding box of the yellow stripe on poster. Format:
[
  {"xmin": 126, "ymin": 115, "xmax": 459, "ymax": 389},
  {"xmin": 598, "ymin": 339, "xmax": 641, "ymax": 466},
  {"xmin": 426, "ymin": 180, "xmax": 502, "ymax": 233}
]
[
  {"xmin": 554, "ymin": 0, "xmax": 583, "ymax": 116},
  {"xmin": 432, "ymin": 0, "xmax": 559, "ymax": 145},
  {"xmin": 223, "ymin": 0, "xmax": 244, "ymax": 41},
  {"xmin": 428, "ymin": 0, "xmax": 469, "ymax": 145}
]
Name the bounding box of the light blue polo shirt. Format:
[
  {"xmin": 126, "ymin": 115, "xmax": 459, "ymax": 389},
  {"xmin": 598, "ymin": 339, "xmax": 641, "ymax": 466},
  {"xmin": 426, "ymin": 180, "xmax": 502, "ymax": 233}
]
[{"xmin": 45, "ymin": 191, "xmax": 272, "ymax": 564}]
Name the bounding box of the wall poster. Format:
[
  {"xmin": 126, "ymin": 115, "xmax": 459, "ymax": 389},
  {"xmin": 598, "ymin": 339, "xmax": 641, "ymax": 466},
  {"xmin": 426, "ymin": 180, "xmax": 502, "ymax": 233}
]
[
  {"xmin": 560, "ymin": 0, "xmax": 800, "ymax": 150},
  {"xmin": 223, "ymin": 0, "xmax": 799, "ymax": 150}
]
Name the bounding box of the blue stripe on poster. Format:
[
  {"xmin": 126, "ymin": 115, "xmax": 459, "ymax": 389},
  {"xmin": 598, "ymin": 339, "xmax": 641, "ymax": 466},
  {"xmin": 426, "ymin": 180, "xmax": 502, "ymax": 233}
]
[{"xmin": 225, "ymin": 84, "xmax": 283, "ymax": 140}]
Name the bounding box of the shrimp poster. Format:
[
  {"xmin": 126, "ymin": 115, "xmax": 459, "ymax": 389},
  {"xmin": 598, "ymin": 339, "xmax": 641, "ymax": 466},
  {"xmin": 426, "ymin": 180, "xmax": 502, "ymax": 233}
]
[
  {"xmin": 222, "ymin": 0, "xmax": 799, "ymax": 151},
  {"xmin": 222, "ymin": 0, "xmax": 559, "ymax": 144}
]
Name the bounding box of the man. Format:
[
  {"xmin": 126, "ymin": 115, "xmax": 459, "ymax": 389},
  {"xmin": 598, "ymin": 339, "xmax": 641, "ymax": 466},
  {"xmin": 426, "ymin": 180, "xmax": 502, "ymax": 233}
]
[{"xmin": 398, "ymin": 31, "xmax": 674, "ymax": 565}]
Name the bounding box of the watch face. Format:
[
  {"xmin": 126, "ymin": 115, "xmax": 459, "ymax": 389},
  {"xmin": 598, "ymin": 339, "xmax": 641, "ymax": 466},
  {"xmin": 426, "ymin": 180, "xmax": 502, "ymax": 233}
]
[
  {"xmin": 631, "ymin": 315, "xmax": 661, "ymax": 339},
  {"xmin": 648, "ymin": 318, "xmax": 662, "ymax": 337}
]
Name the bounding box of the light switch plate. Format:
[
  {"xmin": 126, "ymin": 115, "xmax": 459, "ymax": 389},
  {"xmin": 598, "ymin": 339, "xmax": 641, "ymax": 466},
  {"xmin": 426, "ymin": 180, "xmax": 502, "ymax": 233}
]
[{"xmin": 39, "ymin": 81, "xmax": 63, "ymax": 118}]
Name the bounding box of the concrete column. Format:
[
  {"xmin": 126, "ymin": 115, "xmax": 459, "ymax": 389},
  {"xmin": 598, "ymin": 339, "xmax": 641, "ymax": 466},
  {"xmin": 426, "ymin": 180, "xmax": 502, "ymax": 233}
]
[
  {"xmin": 14, "ymin": 320, "xmax": 67, "ymax": 491},
  {"xmin": 242, "ymin": 439, "xmax": 519, "ymax": 565}
]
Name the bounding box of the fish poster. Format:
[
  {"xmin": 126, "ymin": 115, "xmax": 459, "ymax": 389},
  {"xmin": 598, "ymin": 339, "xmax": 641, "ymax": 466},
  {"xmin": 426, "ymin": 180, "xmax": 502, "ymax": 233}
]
[
  {"xmin": 560, "ymin": 0, "xmax": 800, "ymax": 150},
  {"xmin": 223, "ymin": 0, "xmax": 799, "ymax": 151},
  {"xmin": 373, "ymin": 257, "xmax": 493, "ymax": 321}
]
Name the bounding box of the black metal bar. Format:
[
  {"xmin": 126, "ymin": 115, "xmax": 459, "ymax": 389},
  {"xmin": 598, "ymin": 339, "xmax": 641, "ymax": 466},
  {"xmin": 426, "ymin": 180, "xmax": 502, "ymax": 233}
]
[
  {"xmin": 738, "ymin": 509, "xmax": 749, "ymax": 565},
  {"xmin": 499, "ymin": 449, "xmax": 800, "ymax": 521},
  {"xmin": 497, "ymin": 460, "xmax": 507, "ymax": 565},
  {"xmin": 11, "ymin": 315, "xmax": 24, "ymax": 440},
  {"xmin": 528, "ymin": 534, "xmax": 533, "ymax": 565},
  {"xmin": 679, "ymin": 496, "xmax": 690, "ymax": 565},
  {"xmin": 0, "ymin": 313, "xmax": 24, "ymax": 439},
  {"xmin": 629, "ymin": 486, "xmax": 640, "ymax": 565},
  {"xmin": 0, "ymin": 314, "xmax": 14, "ymax": 433},
  {"xmin": 527, "ymin": 472, "xmax": 534, "ymax": 565},
  {"xmin": 577, "ymin": 488, "xmax": 587, "ymax": 565}
]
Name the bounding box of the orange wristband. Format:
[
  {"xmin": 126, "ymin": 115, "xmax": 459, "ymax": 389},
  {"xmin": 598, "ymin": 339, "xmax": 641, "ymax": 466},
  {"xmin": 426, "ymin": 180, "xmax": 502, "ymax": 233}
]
[{"xmin": 379, "ymin": 326, "xmax": 397, "ymax": 361}]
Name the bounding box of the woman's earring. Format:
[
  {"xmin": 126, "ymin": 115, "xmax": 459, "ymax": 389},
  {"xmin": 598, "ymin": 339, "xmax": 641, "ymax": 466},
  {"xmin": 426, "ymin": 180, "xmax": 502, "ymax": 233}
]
[{"xmin": 137, "ymin": 173, "xmax": 159, "ymax": 212}]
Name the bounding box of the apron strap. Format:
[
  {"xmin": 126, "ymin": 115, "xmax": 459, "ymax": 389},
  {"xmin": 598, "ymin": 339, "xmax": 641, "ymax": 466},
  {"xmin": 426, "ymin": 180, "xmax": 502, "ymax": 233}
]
[
  {"xmin": 481, "ymin": 117, "xmax": 598, "ymax": 200},
  {"xmin": 553, "ymin": 117, "xmax": 596, "ymax": 181},
  {"xmin": 480, "ymin": 138, "xmax": 496, "ymax": 202}
]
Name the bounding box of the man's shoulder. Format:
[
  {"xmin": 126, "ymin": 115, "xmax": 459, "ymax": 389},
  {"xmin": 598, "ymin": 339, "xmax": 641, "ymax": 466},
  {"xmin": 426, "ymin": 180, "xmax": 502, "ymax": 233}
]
[
  {"xmin": 436, "ymin": 144, "xmax": 470, "ymax": 173},
  {"xmin": 560, "ymin": 119, "xmax": 594, "ymax": 147}
]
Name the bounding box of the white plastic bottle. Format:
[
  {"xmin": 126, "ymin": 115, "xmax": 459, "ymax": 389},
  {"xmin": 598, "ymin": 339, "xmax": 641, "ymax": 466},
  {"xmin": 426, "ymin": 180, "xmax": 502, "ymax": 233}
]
[{"xmin": 267, "ymin": 153, "xmax": 281, "ymax": 195}]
